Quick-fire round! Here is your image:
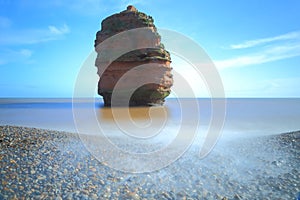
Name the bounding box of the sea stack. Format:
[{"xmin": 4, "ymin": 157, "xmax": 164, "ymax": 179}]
[{"xmin": 94, "ymin": 6, "xmax": 173, "ymax": 106}]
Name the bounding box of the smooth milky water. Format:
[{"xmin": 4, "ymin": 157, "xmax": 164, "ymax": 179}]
[{"xmin": 1, "ymin": 98, "xmax": 299, "ymax": 135}]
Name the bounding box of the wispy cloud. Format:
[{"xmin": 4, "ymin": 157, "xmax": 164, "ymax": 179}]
[
  {"xmin": 0, "ymin": 21, "xmax": 70, "ymax": 65},
  {"xmin": 225, "ymin": 77, "xmax": 300, "ymax": 97},
  {"xmin": 48, "ymin": 24, "xmax": 70, "ymax": 35},
  {"xmin": 215, "ymin": 31, "xmax": 300, "ymax": 69},
  {"xmin": 0, "ymin": 48, "xmax": 33, "ymax": 65},
  {"xmin": 0, "ymin": 24, "xmax": 70, "ymax": 45},
  {"xmin": 215, "ymin": 44, "xmax": 300, "ymax": 69},
  {"xmin": 230, "ymin": 31, "xmax": 300, "ymax": 49}
]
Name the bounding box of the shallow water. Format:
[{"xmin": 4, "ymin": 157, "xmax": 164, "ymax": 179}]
[{"xmin": 0, "ymin": 98, "xmax": 299, "ymax": 135}]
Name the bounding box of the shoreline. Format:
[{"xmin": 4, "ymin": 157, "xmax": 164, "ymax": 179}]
[{"xmin": 0, "ymin": 125, "xmax": 299, "ymax": 199}]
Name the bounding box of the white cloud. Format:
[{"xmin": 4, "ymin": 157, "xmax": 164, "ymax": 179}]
[
  {"xmin": 215, "ymin": 31, "xmax": 300, "ymax": 69},
  {"xmin": 230, "ymin": 31, "xmax": 300, "ymax": 49},
  {"xmin": 0, "ymin": 24, "xmax": 70, "ymax": 45},
  {"xmin": 215, "ymin": 45, "xmax": 300, "ymax": 69},
  {"xmin": 48, "ymin": 24, "xmax": 70, "ymax": 35}
]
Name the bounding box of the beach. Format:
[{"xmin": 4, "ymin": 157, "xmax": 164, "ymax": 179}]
[{"xmin": 1, "ymin": 125, "xmax": 299, "ymax": 199}]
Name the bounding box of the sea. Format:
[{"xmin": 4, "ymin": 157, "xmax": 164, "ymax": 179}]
[{"xmin": 0, "ymin": 98, "xmax": 299, "ymax": 136}]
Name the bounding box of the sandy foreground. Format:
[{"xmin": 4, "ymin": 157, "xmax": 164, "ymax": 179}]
[{"xmin": 0, "ymin": 125, "xmax": 299, "ymax": 199}]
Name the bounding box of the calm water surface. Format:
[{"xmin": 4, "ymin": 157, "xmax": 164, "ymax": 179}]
[{"xmin": 0, "ymin": 98, "xmax": 299, "ymax": 136}]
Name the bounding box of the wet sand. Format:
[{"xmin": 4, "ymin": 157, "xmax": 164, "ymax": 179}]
[{"xmin": 0, "ymin": 125, "xmax": 299, "ymax": 199}]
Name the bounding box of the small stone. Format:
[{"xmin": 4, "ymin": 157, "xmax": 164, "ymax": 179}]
[
  {"xmin": 90, "ymin": 167, "xmax": 96, "ymax": 172},
  {"xmin": 271, "ymin": 161, "xmax": 279, "ymax": 166},
  {"xmin": 37, "ymin": 175, "xmax": 46, "ymax": 180},
  {"xmin": 99, "ymin": 180, "xmax": 105, "ymax": 186},
  {"xmin": 202, "ymin": 189, "xmax": 208, "ymax": 198},
  {"xmin": 10, "ymin": 159, "xmax": 17, "ymax": 164},
  {"xmin": 162, "ymin": 192, "xmax": 172, "ymax": 200},
  {"xmin": 234, "ymin": 194, "xmax": 242, "ymax": 199},
  {"xmin": 82, "ymin": 189, "xmax": 89, "ymax": 195},
  {"xmin": 91, "ymin": 194, "xmax": 98, "ymax": 199}
]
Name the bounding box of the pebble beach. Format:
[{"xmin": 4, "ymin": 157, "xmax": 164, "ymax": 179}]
[{"xmin": 0, "ymin": 125, "xmax": 299, "ymax": 199}]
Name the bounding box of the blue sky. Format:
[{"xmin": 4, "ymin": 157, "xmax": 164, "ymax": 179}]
[{"xmin": 0, "ymin": 0, "xmax": 300, "ymax": 98}]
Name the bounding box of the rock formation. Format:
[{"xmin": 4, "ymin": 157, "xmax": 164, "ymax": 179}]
[{"xmin": 94, "ymin": 5, "xmax": 173, "ymax": 106}]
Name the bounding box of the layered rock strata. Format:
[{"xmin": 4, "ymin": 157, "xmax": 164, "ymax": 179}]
[{"xmin": 94, "ymin": 6, "xmax": 173, "ymax": 106}]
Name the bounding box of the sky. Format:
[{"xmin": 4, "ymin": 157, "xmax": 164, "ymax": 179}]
[{"xmin": 0, "ymin": 0, "xmax": 300, "ymax": 98}]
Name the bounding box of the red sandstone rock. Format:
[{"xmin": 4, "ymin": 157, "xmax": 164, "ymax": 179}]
[{"xmin": 94, "ymin": 6, "xmax": 173, "ymax": 106}]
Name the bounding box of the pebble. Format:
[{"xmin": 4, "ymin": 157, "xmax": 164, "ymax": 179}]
[
  {"xmin": 234, "ymin": 194, "xmax": 242, "ymax": 199},
  {"xmin": 0, "ymin": 125, "xmax": 299, "ymax": 199},
  {"xmin": 99, "ymin": 179, "xmax": 105, "ymax": 185},
  {"xmin": 37, "ymin": 175, "xmax": 46, "ymax": 180},
  {"xmin": 161, "ymin": 191, "xmax": 172, "ymax": 199},
  {"xmin": 90, "ymin": 193, "xmax": 98, "ymax": 199}
]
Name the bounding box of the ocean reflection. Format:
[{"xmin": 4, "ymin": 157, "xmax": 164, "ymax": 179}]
[{"xmin": 98, "ymin": 106, "xmax": 170, "ymax": 121}]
